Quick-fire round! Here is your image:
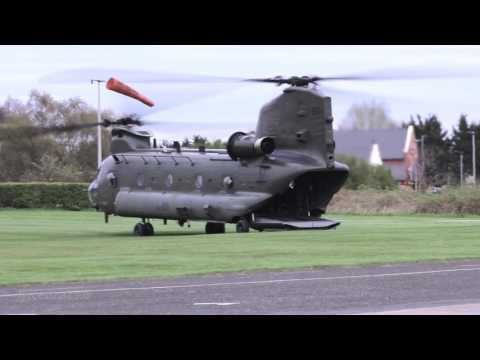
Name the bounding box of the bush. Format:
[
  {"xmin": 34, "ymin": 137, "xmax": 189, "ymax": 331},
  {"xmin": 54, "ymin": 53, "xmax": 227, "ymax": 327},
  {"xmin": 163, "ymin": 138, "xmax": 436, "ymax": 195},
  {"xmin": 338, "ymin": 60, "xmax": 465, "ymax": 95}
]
[
  {"xmin": 415, "ymin": 186, "xmax": 480, "ymax": 214},
  {"xmin": 336, "ymin": 155, "xmax": 397, "ymax": 190},
  {"xmin": 0, "ymin": 183, "xmax": 90, "ymax": 210},
  {"xmin": 329, "ymin": 186, "xmax": 480, "ymax": 215},
  {"xmin": 329, "ymin": 189, "xmax": 418, "ymax": 214}
]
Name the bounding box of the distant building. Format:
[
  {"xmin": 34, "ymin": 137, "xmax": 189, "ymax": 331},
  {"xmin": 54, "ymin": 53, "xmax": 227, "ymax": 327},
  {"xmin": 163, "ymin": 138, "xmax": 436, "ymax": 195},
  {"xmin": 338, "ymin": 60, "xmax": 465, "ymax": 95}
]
[{"xmin": 334, "ymin": 125, "xmax": 418, "ymax": 185}]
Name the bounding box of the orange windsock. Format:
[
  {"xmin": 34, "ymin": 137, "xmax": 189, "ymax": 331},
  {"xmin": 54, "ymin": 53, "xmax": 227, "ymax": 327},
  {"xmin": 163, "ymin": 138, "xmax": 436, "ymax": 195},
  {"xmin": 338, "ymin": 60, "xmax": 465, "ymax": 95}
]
[{"xmin": 106, "ymin": 77, "xmax": 155, "ymax": 107}]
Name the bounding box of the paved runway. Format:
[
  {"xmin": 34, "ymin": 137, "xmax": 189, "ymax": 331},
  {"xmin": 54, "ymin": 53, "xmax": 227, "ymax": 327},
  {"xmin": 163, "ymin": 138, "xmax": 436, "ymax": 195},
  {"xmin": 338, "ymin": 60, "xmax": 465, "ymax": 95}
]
[{"xmin": 2, "ymin": 260, "xmax": 480, "ymax": 314}]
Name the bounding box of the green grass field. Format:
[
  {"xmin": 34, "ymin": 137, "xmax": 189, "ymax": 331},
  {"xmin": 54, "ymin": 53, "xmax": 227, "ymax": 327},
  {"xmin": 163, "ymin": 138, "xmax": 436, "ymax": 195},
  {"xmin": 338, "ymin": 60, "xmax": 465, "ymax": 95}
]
[{"xmin": 1, "ymin": 209, "xmax": 480, "ymax": 286}]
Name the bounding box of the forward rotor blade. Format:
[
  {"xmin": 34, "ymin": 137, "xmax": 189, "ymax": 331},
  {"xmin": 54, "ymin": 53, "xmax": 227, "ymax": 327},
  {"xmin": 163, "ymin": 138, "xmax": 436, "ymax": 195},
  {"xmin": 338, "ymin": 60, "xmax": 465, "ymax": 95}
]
[
  {"xmin": 0, "ymin": 122, "xmax": 100, "ymax": 141},
  {"xmin": 0, "ymin": 117, "xmax": 156, "ymax": 141}
]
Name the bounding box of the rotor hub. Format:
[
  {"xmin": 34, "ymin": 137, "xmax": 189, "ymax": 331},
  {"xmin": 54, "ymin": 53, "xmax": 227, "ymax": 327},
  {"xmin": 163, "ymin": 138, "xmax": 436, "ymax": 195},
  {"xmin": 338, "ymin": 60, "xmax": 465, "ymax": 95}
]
[{"xmin": 249, "ymin": 75, "xmax": 320, "ymax": 87}]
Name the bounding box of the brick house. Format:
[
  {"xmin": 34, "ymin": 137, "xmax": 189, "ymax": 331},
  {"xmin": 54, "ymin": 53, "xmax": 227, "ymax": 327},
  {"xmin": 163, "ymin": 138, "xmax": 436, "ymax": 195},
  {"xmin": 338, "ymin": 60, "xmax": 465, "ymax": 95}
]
[{"xmin": 334, "ymin": 125, "xmax": 418, "ymax": 185}]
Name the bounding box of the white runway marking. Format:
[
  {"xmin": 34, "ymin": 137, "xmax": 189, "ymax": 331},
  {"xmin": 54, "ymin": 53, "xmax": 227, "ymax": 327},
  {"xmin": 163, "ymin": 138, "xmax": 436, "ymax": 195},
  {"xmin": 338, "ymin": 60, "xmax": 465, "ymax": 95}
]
[
  {"xmin": 1, "ymin": 266, "xmax": 480, "ymax": 299},
  {"xmin": 194, "ymin": 302, "xmax": 239, "ymax": 306},
  {"xmin": 1, "ymin": 314, "xmax": 37, "ymax": 315}
]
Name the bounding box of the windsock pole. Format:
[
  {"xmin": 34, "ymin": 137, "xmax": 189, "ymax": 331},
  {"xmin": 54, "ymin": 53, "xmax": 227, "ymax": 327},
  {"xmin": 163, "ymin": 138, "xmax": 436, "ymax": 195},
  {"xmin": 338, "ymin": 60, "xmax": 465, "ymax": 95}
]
[{"xmin": 91, "ymin": 79, "xmax": 105, "ymax": 169}]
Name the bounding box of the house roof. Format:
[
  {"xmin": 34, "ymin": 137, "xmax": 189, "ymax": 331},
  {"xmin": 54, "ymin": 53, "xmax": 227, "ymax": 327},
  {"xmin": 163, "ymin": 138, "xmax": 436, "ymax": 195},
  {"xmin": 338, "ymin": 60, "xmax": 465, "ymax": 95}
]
[{"xmin": 334, "ymin": 128, "xmax": 408, "ymax": 161}]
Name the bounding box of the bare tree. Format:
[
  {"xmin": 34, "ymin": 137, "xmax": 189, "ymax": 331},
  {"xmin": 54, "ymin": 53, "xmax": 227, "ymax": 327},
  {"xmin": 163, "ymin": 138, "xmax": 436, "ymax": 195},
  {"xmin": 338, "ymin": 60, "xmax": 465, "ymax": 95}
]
[{"xmin": 341, "ymin": 100, "xmax": 398, "ymax": 130}]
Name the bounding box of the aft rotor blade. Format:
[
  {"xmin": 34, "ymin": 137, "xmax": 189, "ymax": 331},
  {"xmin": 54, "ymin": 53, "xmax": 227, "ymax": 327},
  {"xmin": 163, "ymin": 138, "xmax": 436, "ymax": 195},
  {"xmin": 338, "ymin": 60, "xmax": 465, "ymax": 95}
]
[
  {"xmin": 40, "ymin": 65, "xmax": 480, "ymax": 86},
  {"xmin": 40, "ymin": 68, "xmax": 287, "ymax": 85},
  {"xmin": 40, "ymin": 68, "xmax": 245, "ymax": 84},
  {"xmin": 319, "ymin": 84, "xmax": 419, "ymax": 104},
  {"xmin": 316, "ymin": 66, "xmax": 480, "ymax": 82},
  {"xmin": 39, "ymin": 68, "xmax": 248, "ymax": 117}
]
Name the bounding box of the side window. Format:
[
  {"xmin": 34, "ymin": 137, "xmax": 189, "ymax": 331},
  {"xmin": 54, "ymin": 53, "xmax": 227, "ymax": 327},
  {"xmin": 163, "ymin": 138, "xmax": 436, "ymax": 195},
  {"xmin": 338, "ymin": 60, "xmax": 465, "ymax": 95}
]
[
  {"xmin": 136, "ymin": 173, "xmax": 145, "ymax": 188},
  {"xmin": 107, "ymin": 172, "xmax": 118, "ymax": 188},
  {"xmin": 195, "ymin": 175, "xmax": 203, "ymax": 189},
  {"xmin": 165, "ymin": 174, "xmax": 173, "ymax": 188}
]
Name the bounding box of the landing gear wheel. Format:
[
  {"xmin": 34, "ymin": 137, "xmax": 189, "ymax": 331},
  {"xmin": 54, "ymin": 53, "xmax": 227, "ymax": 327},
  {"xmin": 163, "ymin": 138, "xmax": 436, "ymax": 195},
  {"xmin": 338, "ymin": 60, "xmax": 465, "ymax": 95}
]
[
  {"xmin": 134, "ymin": 222, "xmax": 146, "ymax": 236},
  {"xmin": 236, "ymin": 219, "xmax": 250, "ymax": 233},
  {"xmin": 205, "ymin": 222, "xmax": 225, "ymax": 234},
  {"xmin": 144, "ymin": 223, "xmax": 154, "ymax": 236},
  {"xmin": 134, "ymin": 222, "xmax": 154, "ymax": 236}
]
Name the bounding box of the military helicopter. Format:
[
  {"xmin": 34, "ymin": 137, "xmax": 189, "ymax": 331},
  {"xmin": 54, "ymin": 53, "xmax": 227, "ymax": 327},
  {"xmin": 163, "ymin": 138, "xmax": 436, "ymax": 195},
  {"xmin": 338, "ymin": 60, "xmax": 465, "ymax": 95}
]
[
  {"xmin": 84, "ymin": 75, "xmax": 350, "ymax": 235},
  {"xmin": 14, "ymin": 66, "xmax": 480, "ymax": 235}
]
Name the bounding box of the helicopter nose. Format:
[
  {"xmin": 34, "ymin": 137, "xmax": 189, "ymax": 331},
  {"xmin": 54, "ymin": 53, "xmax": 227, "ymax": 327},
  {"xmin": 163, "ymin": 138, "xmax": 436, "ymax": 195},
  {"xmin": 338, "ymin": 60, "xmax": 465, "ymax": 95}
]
[{"xmin": 88, "ymin": 180, "xmax": 98, "ymax": 208}]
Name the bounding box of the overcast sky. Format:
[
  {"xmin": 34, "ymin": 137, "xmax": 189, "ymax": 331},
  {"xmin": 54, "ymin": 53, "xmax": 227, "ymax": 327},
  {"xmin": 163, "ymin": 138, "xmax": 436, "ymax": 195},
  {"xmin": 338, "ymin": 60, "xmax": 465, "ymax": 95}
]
[{"xmin": 1, "ymin": 45, "xmax": 480, "ymax": 140}]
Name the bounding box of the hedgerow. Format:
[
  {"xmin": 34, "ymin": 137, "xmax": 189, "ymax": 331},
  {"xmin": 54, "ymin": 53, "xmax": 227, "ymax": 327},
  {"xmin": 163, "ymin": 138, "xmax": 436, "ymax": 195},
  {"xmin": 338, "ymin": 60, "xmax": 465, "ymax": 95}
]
[{"xmin": 0, "ymin": 183, "xmax": 90, "ymax": 210}]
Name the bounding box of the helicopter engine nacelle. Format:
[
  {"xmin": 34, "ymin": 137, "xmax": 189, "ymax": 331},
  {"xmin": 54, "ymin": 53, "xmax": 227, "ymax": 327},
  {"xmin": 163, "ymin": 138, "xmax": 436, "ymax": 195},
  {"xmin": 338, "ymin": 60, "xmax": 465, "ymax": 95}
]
[{"xmin": 226, "ymin": 131, "xmax": 275, "ymax": 160}]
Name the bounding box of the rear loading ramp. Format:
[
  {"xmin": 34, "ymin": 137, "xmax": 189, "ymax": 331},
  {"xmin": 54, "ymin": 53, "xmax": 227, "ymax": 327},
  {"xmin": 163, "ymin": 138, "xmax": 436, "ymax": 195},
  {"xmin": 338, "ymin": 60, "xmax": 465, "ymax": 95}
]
[{"xmin": 250, "ymin": 216, "xmax": 340, "ymax": 231}]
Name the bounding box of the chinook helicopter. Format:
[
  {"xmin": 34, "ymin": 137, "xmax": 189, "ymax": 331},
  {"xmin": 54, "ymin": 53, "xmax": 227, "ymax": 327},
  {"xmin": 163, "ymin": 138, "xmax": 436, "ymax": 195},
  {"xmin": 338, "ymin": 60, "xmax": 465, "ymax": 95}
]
[{"xmin": 86, "ymin": 75, "xmax": 350, "ymax": 235}]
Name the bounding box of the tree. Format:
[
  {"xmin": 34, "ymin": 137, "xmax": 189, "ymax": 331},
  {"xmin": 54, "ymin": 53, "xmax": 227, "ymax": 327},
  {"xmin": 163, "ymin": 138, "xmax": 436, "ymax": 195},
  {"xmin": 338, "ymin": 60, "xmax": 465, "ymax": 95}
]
[
  {"xmin": 342, "ymin": 100, "xmax": 398, "ymax": 130},
  {"xmin": 0, "ymin": 112, "xmax": 58, "ymax": 181},
  {"xmin": 192, "ymin": 135, "xmax": 207, "ymax": 147},
  {"xmin": 21, "ymin": 153, "xmax": 83, "ymax": 182},
  {"xmin": 450, "ymin": 114, "xmax": 480, "ymax": 184},
  {"xmin": 208, "ymin": 139, "xmax": 225, "ymax": 149},
  {"xmin": 181, "ymin": 137, "xmax": 191, "ymax": 147},
  {"xmin": 181, "ymin": 135, "xmax": 225, "ymax": 149},
  {"xmin": 0, "ymin": 90, "xmax": 114, "ymax": 182},
  {"xmin": 406, "ymin": 114, "xmax": 451, "ymax": 187},
  {"xmin": 0, "ymin": 106, "xmax": 5, "ymax": 123}
]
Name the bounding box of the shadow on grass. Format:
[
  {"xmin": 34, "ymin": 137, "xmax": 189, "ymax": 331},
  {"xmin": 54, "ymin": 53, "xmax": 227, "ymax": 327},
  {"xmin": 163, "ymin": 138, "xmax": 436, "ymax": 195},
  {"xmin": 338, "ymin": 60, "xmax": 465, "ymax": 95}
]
[{"xmin": 100, "ymin": 231, "xmax": 217, "ymax": 238}]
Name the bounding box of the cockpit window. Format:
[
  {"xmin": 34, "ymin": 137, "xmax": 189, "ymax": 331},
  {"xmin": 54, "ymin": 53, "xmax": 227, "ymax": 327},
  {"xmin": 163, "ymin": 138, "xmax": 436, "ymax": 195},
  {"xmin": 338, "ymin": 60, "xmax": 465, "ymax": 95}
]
[{"xmin": 97, "ymin": 159, "xmax": 111, "ymax": 178}]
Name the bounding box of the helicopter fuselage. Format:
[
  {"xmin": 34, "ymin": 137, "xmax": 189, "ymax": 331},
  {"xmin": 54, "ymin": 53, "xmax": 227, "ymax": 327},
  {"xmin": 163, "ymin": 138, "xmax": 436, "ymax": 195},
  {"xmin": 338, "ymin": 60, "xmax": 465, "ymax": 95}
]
[{"xmin": 89, "ymin": 148, "xmax": 348, "ymax": 224}]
